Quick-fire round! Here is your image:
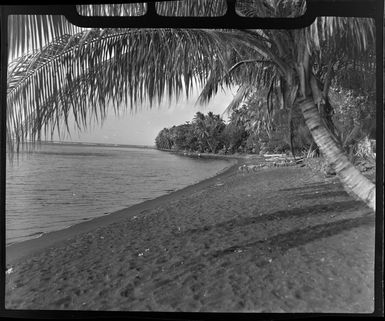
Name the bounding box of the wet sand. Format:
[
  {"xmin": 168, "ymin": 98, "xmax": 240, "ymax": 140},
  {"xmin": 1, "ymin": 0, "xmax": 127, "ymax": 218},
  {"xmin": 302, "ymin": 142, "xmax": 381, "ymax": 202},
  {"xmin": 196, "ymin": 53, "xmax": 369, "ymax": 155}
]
[{"xmin": 5, "ymin": 161, "xmax": 375, "ymax": 312}]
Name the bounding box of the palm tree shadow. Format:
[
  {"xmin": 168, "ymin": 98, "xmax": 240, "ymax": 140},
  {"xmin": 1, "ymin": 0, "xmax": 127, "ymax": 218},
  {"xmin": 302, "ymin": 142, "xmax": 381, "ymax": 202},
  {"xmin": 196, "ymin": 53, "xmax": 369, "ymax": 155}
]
[
  {"xmin": 209, "ymin": 214, "xmax": 375, "ymax": 263},
  {"xmin": 181, "ymin": 200, "xmax": 368, "ymax": 237},
  {"xmin": 298, "ymin": 190, "xmax": 350, "ymax": 200},
  {"xmin": 158, "ymin": 203, "xmax": 374, "ymax": 288},
  {"xmin": 278, "ymin": 181, "xmax": 355, "ymax": 201},
  {"xmin": 279, "ymin": 182, "xmax": 340, "ymax": 193}
]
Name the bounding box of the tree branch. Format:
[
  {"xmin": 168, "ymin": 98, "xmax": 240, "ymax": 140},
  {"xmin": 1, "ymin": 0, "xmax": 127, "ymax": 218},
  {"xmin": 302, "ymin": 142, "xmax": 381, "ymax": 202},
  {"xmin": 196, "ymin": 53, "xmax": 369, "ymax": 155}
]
[{"xmin": 227, "ymin": 59, "xmax": 273, "ymax": 75}]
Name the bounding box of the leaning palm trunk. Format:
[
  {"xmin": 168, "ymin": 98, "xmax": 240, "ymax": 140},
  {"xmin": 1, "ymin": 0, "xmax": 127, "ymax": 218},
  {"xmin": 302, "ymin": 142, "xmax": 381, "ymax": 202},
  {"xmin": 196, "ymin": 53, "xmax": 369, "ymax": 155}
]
[
  {"xmin": 294, "ymin": 42, "xmax": 376, "ymax": 211},
  {"xmin": 300, "ymin": 98, "xmax": 375, "ymax": 210}
]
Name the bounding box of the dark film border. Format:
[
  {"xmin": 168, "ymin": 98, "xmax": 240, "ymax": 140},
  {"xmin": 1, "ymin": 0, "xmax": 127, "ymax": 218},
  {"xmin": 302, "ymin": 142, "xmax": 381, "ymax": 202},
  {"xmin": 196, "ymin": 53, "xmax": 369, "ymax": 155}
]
[{"xmin": 0, "ymin": 0, "xmax": 383, "ymax": 319}]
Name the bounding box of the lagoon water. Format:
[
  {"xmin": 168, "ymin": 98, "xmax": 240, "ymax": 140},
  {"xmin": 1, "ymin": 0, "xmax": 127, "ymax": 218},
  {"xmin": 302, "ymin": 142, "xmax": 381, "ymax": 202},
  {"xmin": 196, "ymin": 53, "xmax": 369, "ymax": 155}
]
[{"xmin": 6, "ymin": 143, "xmax": 230, "ymax": 245}]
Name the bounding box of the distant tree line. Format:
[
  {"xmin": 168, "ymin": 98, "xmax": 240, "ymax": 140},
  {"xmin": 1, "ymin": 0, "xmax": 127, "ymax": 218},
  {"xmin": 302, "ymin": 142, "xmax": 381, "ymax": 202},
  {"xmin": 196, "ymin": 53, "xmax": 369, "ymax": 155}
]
[{"xmin": 155, "ymin": 108, "xmax": 313, "ymax": 155}]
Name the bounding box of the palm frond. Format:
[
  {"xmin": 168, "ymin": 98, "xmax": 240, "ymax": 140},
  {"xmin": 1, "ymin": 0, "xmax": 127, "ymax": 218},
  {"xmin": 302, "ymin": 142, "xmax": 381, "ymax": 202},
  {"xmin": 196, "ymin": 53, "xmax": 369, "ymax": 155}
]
[
  {"xmin": 155, "ymin": 0, "xmax": 227, "ymax": 17},
  {"xmin": 8, "ymin": 15, "xmax": 79, "ymax": 60},
  {"xmin": 196, "ymin": 31, "xmax": 279, "ymax": 106},
  {"xmin": 6, "ymin": 0, "xmax": 376, "ymax": 155},
  {"xmin": 77, "ymin": 0, "xmax": 228, "ymax": 17},
  {"xmin": 196, "ymin": 60, "xmax": 226, "ymax": 105},
  {"xmin": 308, "ymin": 17, "xmax": 375, "ymax": 55},
  {"xmin": 8, "ymin": 27, "xmax": 266, "ymax": 147},
  {"xmin": 224, "ymin": 84, "xmax": 255, "ymax": 114},
  {"xmin": 236, "ymin": 0, "xmax": 306, "ymax": 18},
  {"xmin": 76, "ymin": 3, "xmax": 147, "ymax": 16}
]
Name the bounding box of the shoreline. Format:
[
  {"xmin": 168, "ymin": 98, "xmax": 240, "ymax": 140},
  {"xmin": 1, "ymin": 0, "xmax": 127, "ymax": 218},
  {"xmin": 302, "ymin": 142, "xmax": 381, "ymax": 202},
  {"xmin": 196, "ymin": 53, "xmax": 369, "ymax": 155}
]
[
  {"xmin": 6, "ymin": 157, "xmax": 240, "ymax": 265},
  {"xmin": 157, "ymin": 148, "xmax": 250, "ymax": 161},
  {"xmin": 5, "ymin": 158, "xmax": 374, "ymax": 311}
]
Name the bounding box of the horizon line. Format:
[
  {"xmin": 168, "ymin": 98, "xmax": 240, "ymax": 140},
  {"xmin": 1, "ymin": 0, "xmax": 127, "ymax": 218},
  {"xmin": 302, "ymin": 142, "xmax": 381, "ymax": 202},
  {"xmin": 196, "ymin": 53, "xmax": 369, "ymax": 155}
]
[{"xmin": 15, "ymin": 140, "xmax": 156, "ymax": 148}]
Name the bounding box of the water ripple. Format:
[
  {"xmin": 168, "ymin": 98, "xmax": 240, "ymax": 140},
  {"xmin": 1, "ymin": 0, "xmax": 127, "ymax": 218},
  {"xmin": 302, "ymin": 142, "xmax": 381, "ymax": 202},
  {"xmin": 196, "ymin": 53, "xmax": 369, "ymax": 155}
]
[{"xmin": 6, "ymin": 144, "xmax": 229, "ymax": 245}]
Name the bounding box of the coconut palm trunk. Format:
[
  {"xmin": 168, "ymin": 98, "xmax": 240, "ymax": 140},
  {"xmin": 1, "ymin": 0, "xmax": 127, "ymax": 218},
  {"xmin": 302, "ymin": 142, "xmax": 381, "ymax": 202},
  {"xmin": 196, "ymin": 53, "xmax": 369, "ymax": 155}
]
[
  {"xmin": 300, "ymin": 98, "xmax": 375, "ymax": 210},
  {"xmin": 297, "ymin": 48, "xmax": 376, "ymax": 210}
]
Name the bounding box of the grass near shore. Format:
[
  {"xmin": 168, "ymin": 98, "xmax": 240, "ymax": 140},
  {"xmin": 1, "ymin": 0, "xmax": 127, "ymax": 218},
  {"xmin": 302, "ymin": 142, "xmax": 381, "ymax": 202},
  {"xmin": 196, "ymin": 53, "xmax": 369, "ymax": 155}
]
[{"xmin": 5, "ymin": 160, "xmax": 375, "ymax": 312}]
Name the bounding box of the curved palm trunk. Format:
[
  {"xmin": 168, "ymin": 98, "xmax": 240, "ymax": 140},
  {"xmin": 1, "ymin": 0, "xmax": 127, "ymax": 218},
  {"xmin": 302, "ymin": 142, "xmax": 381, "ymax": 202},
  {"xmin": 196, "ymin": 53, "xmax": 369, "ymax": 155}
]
[
  {"xmin": 288, "ymin": 105, "xmax": 296, "ymax": 160},
  {"xmin": 300, "ymin": 98, "xmax": 375, "ymax": 210}
]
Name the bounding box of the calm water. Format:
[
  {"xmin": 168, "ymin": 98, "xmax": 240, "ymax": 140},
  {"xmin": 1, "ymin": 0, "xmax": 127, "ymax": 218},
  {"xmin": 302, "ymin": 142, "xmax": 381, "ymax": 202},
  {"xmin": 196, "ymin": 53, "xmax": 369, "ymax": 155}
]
[{"xmin": 6, "ymin": 143, "xmax": 231, "ymax": 245}]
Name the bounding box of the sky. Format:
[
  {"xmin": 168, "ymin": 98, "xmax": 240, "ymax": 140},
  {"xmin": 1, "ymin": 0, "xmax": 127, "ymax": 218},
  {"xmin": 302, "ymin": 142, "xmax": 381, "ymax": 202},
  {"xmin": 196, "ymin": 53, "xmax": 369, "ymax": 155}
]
[
  {"xmin": 9, "ymin": 20, "xmax": 239, "ymax": 147},
  {"xmin": 52, "ymin": 87, "xmax": 237, "ymax": 146}
]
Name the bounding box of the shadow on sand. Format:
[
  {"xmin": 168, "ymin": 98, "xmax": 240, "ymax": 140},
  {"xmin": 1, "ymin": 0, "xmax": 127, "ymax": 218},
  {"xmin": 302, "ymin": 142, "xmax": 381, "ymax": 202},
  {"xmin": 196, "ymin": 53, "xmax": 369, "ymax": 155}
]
[
  {"xmin": 210, "ymin": 214, "xmax": 374, "ymax": 262},
  {"xmin": 179, "ymin": 200, "xmax": 369, "ymax": 238}
]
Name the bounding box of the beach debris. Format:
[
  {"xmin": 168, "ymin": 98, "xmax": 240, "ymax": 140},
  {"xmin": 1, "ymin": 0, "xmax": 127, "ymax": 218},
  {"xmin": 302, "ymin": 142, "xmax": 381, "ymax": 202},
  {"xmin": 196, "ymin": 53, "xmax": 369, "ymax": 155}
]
[
  {"xmin": 268, "ymin": 258, "xmax": 273, "ymax": 263},
  {"xmin": 137, "ymin": 248, "xmax": 149, "ymax": 257},
  {"xmin": 6, "ymin": 267, "xmax": 13, "ymax": 275},
  {"xmin": 100, "ymin": 236, "xmax": 104, "ymax": 239},
  {"xmin": 132, "ymin": 216, "xmax": 138, "ymax": 220},
  {"xmin": 239, "ymin": 164, "xmax": 249, "ymax": 172},
  {"xmin": 234, "ymin": 248, "xmax": 243, "ymax": 253},
  {"xmin": 239, "ymin": 164, "xmax": 259, "ymax": 173},
  {"xmin": 215, "ymin": 183, "xmax": 224, "ymax": 186}
]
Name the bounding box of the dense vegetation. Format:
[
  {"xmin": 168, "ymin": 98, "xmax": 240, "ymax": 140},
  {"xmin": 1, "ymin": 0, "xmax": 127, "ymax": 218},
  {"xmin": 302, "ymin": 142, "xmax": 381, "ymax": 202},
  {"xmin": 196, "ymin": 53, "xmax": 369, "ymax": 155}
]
[
  {"xmin": 155, "ymin": 85, "xmax": 376, "ymax": 158},
  {"xmin": 155, "ymin": 109, "xmax": 308, "ymax": 155}
]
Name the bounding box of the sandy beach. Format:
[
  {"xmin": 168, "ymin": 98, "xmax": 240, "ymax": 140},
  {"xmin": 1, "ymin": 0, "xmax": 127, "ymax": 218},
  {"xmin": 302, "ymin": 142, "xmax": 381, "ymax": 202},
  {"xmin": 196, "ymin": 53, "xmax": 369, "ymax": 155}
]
[{"xmin": 5, "ymin": 158, "xmax": 375, "ymax": 312}]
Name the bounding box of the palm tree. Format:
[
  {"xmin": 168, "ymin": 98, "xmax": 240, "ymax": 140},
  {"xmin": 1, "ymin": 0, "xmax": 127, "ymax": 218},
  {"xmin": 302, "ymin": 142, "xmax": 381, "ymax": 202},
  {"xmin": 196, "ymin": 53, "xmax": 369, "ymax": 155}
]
[
  {"xmin": 155, "ymin": 127, "xmax": 174, "ymax": 150},
  {"xmin": 192, "ymin": 112, "xmax": 208, "ymax": 152},
  {"xmin": 203, "ymin": 111, "xmax": 226, "ymax": 153},
  {"xmin": 6, "ymin": 0, "xmax": 376, "ymax": 209}
]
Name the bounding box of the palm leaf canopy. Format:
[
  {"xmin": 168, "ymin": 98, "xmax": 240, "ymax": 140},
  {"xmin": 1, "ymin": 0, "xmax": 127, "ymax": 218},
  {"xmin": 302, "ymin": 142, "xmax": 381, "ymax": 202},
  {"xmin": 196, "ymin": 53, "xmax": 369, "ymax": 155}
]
[
  {"xmin": 76, "ymin": 0, "xmax": 228, "ymax": 17},
  {"xmin": 7, "ymin": 27, "xmax": 269, "ymax": 146},
  {"xmin": 6, "ymin": 0, "xmax": 375, "ymax": 152}
]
